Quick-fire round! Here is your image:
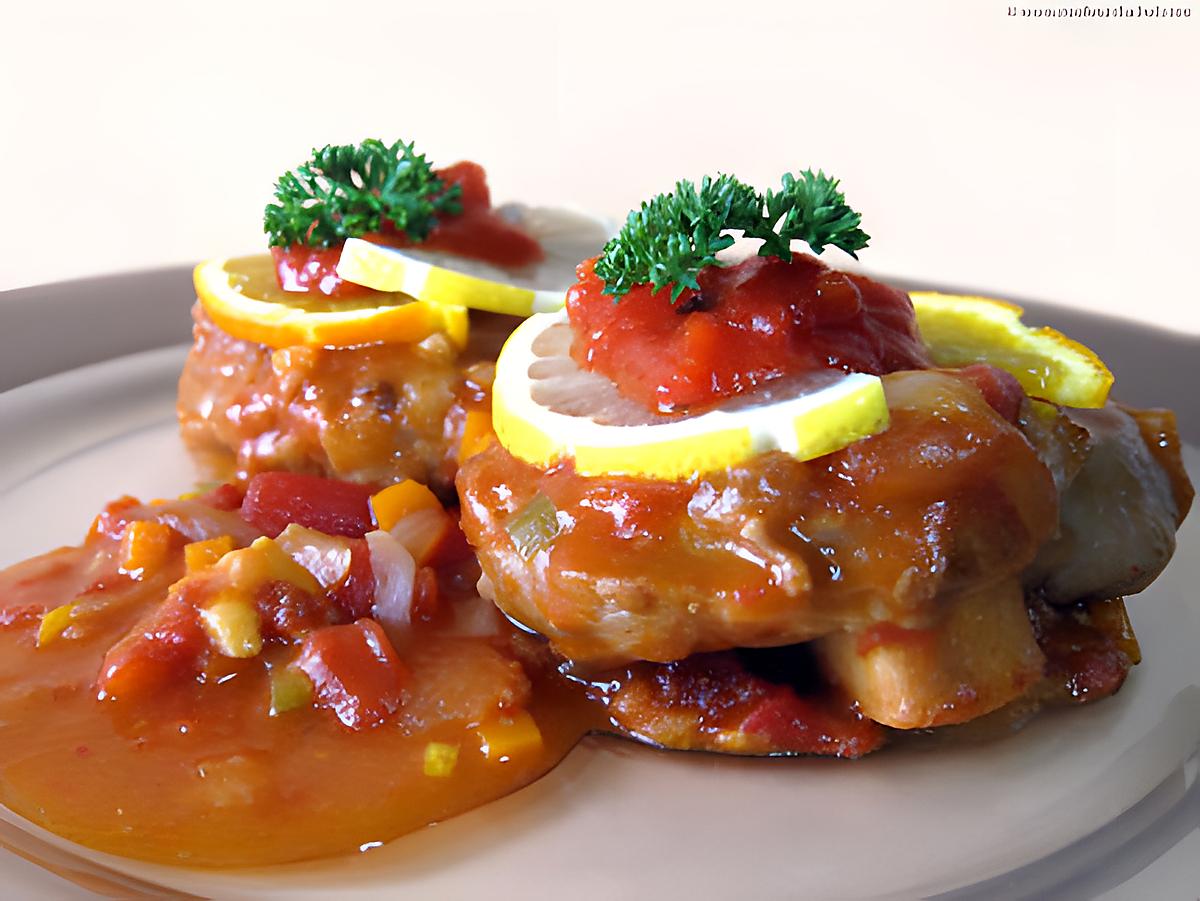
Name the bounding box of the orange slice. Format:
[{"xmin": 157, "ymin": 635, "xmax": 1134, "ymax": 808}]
[{"xmin": 194, "ymin": 254, "xmax": 469, "ymax": 350}]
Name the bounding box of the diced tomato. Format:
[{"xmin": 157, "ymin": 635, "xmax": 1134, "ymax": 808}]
[
  {"xmin": 297, "ymin": 620, "xmax": 408, "ymax": 730},
  {"xmin": 255, "ymin": 580, "xmax": 341, "ymax": 642},
  {"xmin": 419, "ymin": 162, "xmax": 544, "ymax": 269},
  {"xmin": 424, "ymin": 513, "xmax": 476, "ymax": 568},
  {"xmin": 954, "ymin": 364, "xmax": 1025, "ymax": 423},
  {"xmin": 740, "ymin": 688, "xmax": 886, "ymax": 758},
  {"xmin": 270, "ymin": 160, "xmax": 542, "ymax": 296},
  {"xmin": 241, "ymin": 473, "xmax": 375, "ymax": 539},
  {"xmin": 198, "ymin": 483, "xmax": 245, "ymax": 512},
  {"xmin": 436, "ymin": 161, "xmax": 492, "ymax": 211},
  {"xmin": 271, "ymin": 245, "xmax": 377, "ymax": 299},
  {"xmin": 412, "ymin": 566, "xmax": 440, "ymax": 624},
  {"xmin": 96, "ymin": 594, "xmax": 208, "ymax": 701},
  {"xmin": 329, "ymin": 538, "xmax": 375, "ymax": 621},
  {"xmin": 566, "ymin": 254, "xmax": 929, "ymax": 414}
]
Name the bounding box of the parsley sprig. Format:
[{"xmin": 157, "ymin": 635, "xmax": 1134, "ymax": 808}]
[
  {"xmin": 264, "ymin": 139, "xmax": 461, "ymax": 248},
  {"xmin": 594, "ymin": 170, "xmax": 870, "ymax": 301}
]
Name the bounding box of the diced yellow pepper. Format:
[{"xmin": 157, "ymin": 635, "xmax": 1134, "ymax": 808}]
[
  {"xmin": 119, "ymin": 520, "xmax": 174, "ymax": 579},
  {"xmin": 269, "ymin": 664, "xmax": 313, "ymax": 716},
  {"xmin": 459, "ymin": 409, "xmax": 496, "ymax": 462},
  {"xmin": 475, "ymin": 710, "xmax": 543, "ymax": 762},
  {"xmin": 423, "ymin": 741, "xmax": 460, "ymax": 777},
  {"xmin": 223, "ymin": 537, "xmax": 321, "ymax": 595},
  {"xmin": 37, "ymin": 601, "xmax": 79, "ymax": 647},
  {"xmin": 184, "ymin": 535, "xmax": 236, "ymax": 573},
  {"xmin": 370, "ymin": 479, "xmax": 442, "ymax": 531},
  {"xmin": 199, "ymin": 590, "xmax": 263, "ymax": 658}
]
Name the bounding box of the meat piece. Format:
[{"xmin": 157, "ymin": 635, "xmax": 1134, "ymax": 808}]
[
  {"xmin": 458, "ymin": 370, "xmax": 1059, "ymax": 667},
  {"xmin": 815, "ymin": 579, "xmax": 1045, "ymax": 729},
  {"xmin": 584, "ymin": 650, "xmax": 886, "ymax": 757},
  {"xmin": 1023, "ymin": 404, "xmax": 1193, "ymax": 604},
  {"xmin": 178, "ymin": 305, "xmax": 517, "ymax": 495}
]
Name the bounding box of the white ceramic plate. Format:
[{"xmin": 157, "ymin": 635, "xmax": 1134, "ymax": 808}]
[{"xmin": 0, "ymin": 270, "xmax": 1197, "ymax": 898}]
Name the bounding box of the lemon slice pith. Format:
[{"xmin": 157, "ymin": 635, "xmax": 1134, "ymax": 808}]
[
  {"xmin": 491, "ymin": 310, "xmax": 890, "ymax": 480},
  {"xmin": 336, "ymin": 205, "xmax": 613, "ymax": 318},
  {"xmin": 194, "ymin": 255, "xmax": 470, "ymax": 350},
  {"xmin": 911, "ymin": 291, "xmax": 1113, "ymax": 408}
]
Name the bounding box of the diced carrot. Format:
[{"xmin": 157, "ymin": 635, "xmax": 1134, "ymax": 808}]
[
  {"xmin": 370, "ymin": 480, "xmax": 442, "ymax": 532},
  {"xmin": 475, "ymin": 710, "xmax": 543, "ymax": 762},
  {"xmin": 119, "ymin": 520, "xmax": 174, "ymax": 580},
  {"xmin": 184, "ymin": 535, "xmax": 236, "ymax": 572},
  {"xmin": 458, "ymin": 410, "xmax": 496, "ymax": 462}
]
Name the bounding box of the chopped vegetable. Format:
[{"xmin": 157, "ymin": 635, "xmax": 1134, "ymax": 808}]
[
  {"xmin": 119, "ymin": 520, "xmax": 174, "ymax": 579},
  {"xmin": 228, "ymin": 537, "xmax": 322, "ymax": 596},
  {"xmin": 476, "ymin": 711, "xmax": 543, "ymax": 762},
  {"xmin": 505, "ymin": 494, "xmax": 560, "ymax": 560},
  {"xmin": 97, "ymin": 596, "xmax": 208, "ymax": 701},
  {"xmin": 365, "ymin": 530, "xmax": 416, "ymax": 643},
  {"xmin": 268, "ymin": 664, "xmax": 314, "ymax": 716},
  {"xmin": 200, "ymin": 591, "xmax": 263, "ymax": 658},
  {"xmin": 370, "ymin": 480, "xmax": 441, "ymax": 532},
  {"xmin": 328, "ymin": 538, "xmax": 374, "ymax": 620},
  {"xmin": 386, "ymin": 507, "xmax": 453, "ymax": 565},
  {"xmin": 459, "ymin": 410, "xmax": 496, "ymax": 461},
  {"xmin": 36, "ymin": 601, "xmax": 78, "ymax": 647},
  {"xmin": 297, "ymin": 620, "xmax": 408, "ymax": 730},
  {"xmin": 184, "ymin": 535, "xmax": 236, "ymax": 573},
  {"xmin": 423, "ymin": 742, "xmax": 460, "ymax": 777},
  {"xmin": 273, "ymin": 524, "xmax": 353, "ymax": 589},
  {"xmin": 240, "ymin": 472, "xmax": 375, "ymax": 539}
]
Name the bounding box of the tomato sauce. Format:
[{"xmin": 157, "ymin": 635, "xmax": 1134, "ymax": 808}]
[
  {"xmin": 272, "ymin": 161, "xmax": 543, "ymax": 299},
  {"xmin": 566, "ymin": 253, "xmax": 931, "ymax": 414},
  {"xmin": 0, "ymin": 493, "xmax": 599, "ymax": 866}
]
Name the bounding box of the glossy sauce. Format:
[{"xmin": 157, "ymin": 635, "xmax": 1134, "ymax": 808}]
[
  {"xmin": 272, "ymin": 161, "xmax": 543, "ymax": 299},
  {"xmin": 0, "ymin": 522, "xmax": 599, "ymax": 866},
  {"xmin": 566, "ymin": 253, "xmax": 930, "ymax": 413}
]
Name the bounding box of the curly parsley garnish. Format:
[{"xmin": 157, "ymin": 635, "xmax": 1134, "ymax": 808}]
[
  {"xmin": 594, "ymin": 170, "xmax": 870, "ymax": 301},
  {"xmin": 264, "ymin": 139, "xmax": 462, "ymax": 249}
]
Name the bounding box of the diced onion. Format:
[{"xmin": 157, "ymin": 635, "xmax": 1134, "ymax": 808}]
[
  {"xmin": 274, "ymin": 524, "xmax": 353, "ymax": 589},
  {"xmin": 365, "ymin": 530, "xmax": 416, "ymax": 645},
  {"xmin": 128, "ymin": 499, "xmax": 262, "ymax": 545},
  {"xmin": 387, "ymin": 507, "xmax": 450, "ymax": 565}
]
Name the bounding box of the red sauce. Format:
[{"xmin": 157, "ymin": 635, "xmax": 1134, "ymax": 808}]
[
  {"xmin": 271, "ymin": 161, "xmax": 543, "ymax": 298},
  {"xmin": 566, "ymin": 253, "xmax": 931, "ymax": 414}
]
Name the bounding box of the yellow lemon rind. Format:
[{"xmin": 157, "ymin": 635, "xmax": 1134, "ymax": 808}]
[{"xmin": 338, "ymin": 238, "xmax": 567, "ymax": 318}]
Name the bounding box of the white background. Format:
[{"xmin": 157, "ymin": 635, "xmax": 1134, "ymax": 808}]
[{"xmin": 2, "ymin": 0, "xmax": 1198, "ymax": 334}]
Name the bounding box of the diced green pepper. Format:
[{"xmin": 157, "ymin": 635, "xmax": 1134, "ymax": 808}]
[{"xmin": 505, "ymin": 494, "xmax": 560, "ymax": 560}]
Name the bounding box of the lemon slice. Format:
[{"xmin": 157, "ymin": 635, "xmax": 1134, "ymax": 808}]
[
  {"xmin": 491, "ymin": 310, "xmax": 889, "ymax": 480},
  {"xmin": 911, "ymin": 291, "xmax": 1113, "ymax": 408},
  {"xmin": 336, "ymin": 205, "xmax": 613, "ymax": 317},
  {"xmin": 194, "ymin": 254, "xmax": 470, "ymax": 350}
]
